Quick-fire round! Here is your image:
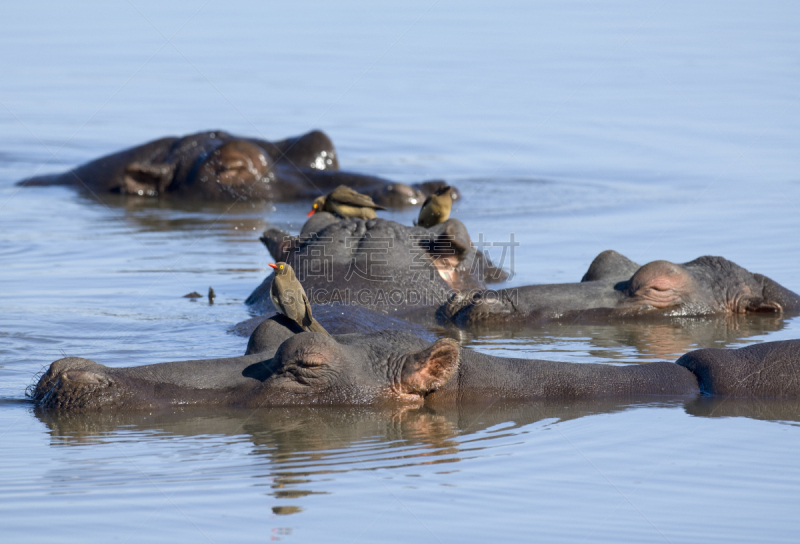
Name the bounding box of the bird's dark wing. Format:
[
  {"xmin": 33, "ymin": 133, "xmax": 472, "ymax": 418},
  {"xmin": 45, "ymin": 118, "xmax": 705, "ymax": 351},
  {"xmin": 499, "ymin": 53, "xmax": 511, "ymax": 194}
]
[
  {"xmin": 272, "ymin": 279, "xmax": 303, "ymax": 324},
  {"xmin": 330, "ymin": 185, "xmax": 386, "ymax": 210},
  {"xmin": 419, "ymin": 194, "xmax": 433, "ymax": 211},
  {"xmin": 416, "ymin": 195, "xmax": 435, "ymax": 226},
  {"xmin": 301, "ymin": 290, "xmax": 314, "ymax": 329},
  {"xmin": 269, "ymin": 281, "xmax": 283, "ymax": 314},
  {"xmin": 307, "ymin": 318, "xmax": 331, "ymax": 336}
]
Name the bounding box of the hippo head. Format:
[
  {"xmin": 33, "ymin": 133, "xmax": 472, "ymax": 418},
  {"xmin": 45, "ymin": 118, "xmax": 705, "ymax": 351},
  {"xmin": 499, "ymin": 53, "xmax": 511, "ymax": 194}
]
[
  {"xmin": 254, "ymin": 332, "xmax": 460, "ymax": 406},
  {"xmin": 118, "ymin": 130, "xmax": 339, "ymax": 200},
  {"xmin": 250, "ymin": 216, "xmax": 507, "ymax": 314},
  {"xmin": 619, "ymin": 257, "xmax": 793, "ymax": 315},
  {"xmin": 30, "ymin": 329, "xmax": 461, "ymax": 411},
  {"xmin": 441, "ymin": 250, "xmax": 800, "ymax": 326},
  {"xmin": 30, "ymin": 357, "xmax": 139, "ymax": 411}
]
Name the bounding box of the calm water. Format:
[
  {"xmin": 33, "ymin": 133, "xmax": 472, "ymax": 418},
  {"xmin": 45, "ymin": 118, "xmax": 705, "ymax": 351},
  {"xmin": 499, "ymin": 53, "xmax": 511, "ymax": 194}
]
[{"xmin": 1, "ymin": 0, "xmax": 800, "ymax": 542}]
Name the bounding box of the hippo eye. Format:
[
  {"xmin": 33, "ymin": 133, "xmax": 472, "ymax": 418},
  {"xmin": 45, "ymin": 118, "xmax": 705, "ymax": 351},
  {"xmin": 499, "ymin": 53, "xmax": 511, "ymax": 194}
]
[{"xmin": 296, "ymin": 351, "xmax": 331, "ymax": 368}]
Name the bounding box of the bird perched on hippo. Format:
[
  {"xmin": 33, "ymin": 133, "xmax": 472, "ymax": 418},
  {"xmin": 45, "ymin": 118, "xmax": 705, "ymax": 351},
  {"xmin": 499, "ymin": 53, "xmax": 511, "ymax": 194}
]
[
  {"xmin": 268, "ymin": 262, "xmax": 330, "ymax": 336},
  {"xmin": 308, "ymin": 185, "xmax": 386, "ymax": 220},
  {"xmin": 415, "ymin": 185, "xmax": 456, "ymax": 228}
]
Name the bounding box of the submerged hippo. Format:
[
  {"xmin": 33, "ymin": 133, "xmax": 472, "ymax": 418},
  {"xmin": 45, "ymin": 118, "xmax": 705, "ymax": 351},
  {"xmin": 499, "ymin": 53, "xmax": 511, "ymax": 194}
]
[
  {"xmin": 442, "ymin": 250, "xmax": 800, "ymax": 327},
  {"xmin": 30, "ymin": 311, "xmax": 800, "ymax": 412},
  {"xmin": 18, "ymin": 129, "xmax": 451, "ymax": 206},
  {"xmin": 248, "ymin": 213, "xmax": 508, "ymax": 316}
]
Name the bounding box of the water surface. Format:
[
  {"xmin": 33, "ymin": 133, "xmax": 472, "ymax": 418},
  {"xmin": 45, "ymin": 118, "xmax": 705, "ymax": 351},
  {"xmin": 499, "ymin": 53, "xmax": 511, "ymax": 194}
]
[{"xmin": 1, "ymin": 0, "xmax": 799, "ymax": 542}]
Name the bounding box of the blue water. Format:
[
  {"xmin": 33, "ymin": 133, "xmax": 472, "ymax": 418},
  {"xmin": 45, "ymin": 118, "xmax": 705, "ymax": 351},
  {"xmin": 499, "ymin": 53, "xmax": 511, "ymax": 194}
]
[{"xmin": 1, "ymin": 0, "xmax": 800, "ymax": 542}]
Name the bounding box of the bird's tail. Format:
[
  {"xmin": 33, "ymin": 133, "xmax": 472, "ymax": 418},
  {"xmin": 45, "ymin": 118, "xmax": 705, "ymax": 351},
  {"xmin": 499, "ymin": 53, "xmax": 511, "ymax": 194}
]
[{"xmin": 307, "ymin": 318, "xmax": 331, "ymax": 336}]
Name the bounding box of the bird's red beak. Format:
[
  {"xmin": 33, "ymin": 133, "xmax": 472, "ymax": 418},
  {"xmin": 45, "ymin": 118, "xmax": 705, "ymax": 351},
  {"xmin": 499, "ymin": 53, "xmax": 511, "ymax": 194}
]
[
  {"xmin": 307, "ymin": 209, "xmax": 316, "ymax": 217},
  {"xmin": 268, "ymin": 263, "xmax": 278, "ymax": 269}
]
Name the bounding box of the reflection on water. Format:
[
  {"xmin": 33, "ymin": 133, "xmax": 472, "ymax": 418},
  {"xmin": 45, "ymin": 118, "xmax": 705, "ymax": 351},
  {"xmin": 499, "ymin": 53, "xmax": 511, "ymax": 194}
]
[
  {"xmin": 83, "ymin": 192, "xmax": 278, "ymax": 238},
  {"xmin": 459, "ymin": 313, "xmax": 795, "ymax": 362},
  {"xmin": 36, "ymin": 396, "xmax": 800, "ymax": 449},
  {"xmin": 33, "ymin": 401, "xmax": 656, "ymax": 486},
  {"xmin": 684, "ymin": 396, "xmax": 800, "ymax": 424},
  {"xmin": 27, "ymin": 400, "xmax": 684, "ymax": 503},
  {"xmin": 21, "ymin": 399, "xmax": 800, "ymax": 542}
]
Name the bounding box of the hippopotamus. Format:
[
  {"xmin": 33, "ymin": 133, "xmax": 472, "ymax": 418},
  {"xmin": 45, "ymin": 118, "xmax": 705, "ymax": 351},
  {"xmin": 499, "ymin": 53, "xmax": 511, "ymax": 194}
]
[
  {"xmin": 17, "ymin": 129, "xmax": 452, "ymax": 206},
  {"xmin": 441, "ymin": 250, "xmax": 800, "ymax": 328},
  {"xmin": 247, "ymin": 213, "xmax": 508, "ymax": 317},
  {"xmin": 30, "ymin": 309, "xmax": 800, "ymax": 411}
]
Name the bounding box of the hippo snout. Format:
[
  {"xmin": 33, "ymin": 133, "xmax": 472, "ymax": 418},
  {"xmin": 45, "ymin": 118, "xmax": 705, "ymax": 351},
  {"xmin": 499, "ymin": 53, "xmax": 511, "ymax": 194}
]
[
  {"xmin": 439, "ymin": 290, "xmax": 512, "ymax": 325},
  {"xmin": 30, "ymin": 357, "xmax": 126, "ymax": 411}
]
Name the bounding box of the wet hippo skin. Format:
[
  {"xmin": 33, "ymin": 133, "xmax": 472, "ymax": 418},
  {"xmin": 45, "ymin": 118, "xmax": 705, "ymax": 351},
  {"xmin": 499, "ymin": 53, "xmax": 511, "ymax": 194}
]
[
  {"xmin": 441, "ymin": 250, "xmax": 800, "ymax": 327},
  {"xmin": 18, "ymin": 129, "xmax": 454, "ymax": 206},
  {"xmin": 30, "ymin": 313, "xmax": 800, "ymax": 412},
  {"xmin": 248, "ymin": 214, "xmax": 507, "ymax": 318}
]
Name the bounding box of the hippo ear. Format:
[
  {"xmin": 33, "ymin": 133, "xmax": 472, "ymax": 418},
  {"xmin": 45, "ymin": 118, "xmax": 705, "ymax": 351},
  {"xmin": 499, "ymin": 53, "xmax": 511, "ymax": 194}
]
[
  {"xmin": 259, "ymin": 229, "xmax": 296, "ymax": 263},
  {"xmin": 439, "ymin": 221, "xmax": 471, "ymax": 254},
  {"xmin": 122, "ymin": 161, "xmax": 176, "ymax": 195},
  {"xmin": 581, "ymin": 250, "xmax": 641, "ymax": 282},
  {"xmin": 400, "ymin": 339, "xmax": 460, "ymax": 395}
]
